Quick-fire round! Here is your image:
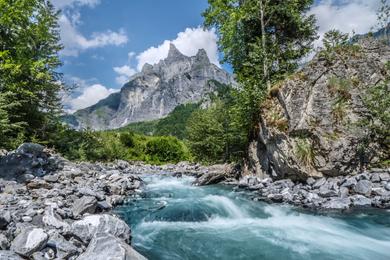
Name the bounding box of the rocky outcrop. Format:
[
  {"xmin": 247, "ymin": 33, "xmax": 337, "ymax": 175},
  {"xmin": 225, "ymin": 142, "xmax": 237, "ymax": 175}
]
[
  {"xmin": 247, "ymin": 39, "xmax": 390, "ymax": 180},
  {"xmin": 0, "ymin": 144, "xmax": 147, "ymax": 259},
  {"xmin": 68, "ymin": 44, "xmax": 235, "ymax": 130},
  {"xmin": 236, "ymin": 168, "xmax": 390, "ymax": 211}
]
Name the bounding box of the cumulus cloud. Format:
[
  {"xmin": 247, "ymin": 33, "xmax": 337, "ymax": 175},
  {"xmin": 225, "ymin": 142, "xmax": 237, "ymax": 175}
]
[
  {"xmin": 66, "ymin": 84, "xmax": 118, "ymax": 112},
  {"xmin": 59, "ymin": 15, "xmax": 128, "ymax": 56},
  {"xmin": 136, "ymin": 27, "xmax": 219, "ymax": 71},
  {"xmin": 51, "ymin": 0, "xmax": 100, "ymax": 9},
  {"xmin": 113, "ymin": 65, "xmax": 137, "ymax": 85},
  {"xmin": 310, "ymin": 0, "xmax": 381, "ymax": 47}
]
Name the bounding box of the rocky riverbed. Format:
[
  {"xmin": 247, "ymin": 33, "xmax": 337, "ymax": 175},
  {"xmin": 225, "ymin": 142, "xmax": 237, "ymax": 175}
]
[
  {"xmin": 0, "ymin": 143, "xmax": 147, "ymax": 259},
  {"xmin": 0, "ymin": 143, "xmax": 389, "ymax": 259}
]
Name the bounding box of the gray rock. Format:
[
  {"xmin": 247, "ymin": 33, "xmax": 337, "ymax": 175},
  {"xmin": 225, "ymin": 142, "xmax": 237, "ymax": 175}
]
[
  {"xmin": 244, "ymin": 40, "xmax": 390, "ymax": 180},
  {"xmin": 70, "ymin": 214, "xmax": 131, "ymax": 244},
  {"xmin": 42, "ymin": 207, "xmax": 70, "ymax": 230},
  {"xmin": 0, "ymin": 211, "xmax": 11, "ymax": 230},
  {"xmin": 354, "ymin": 180, "xmax": 372, "ymax": 196},
  {"xmin": 72, "ymin": 196, "xmax": 97, "ymax": 217},
  {"xmin": 10, "ymin": 227, "xmax": 48, "ymax": 257},
  {"xmin": 0, "ymin": 234, "xmax": 10, "ymax": 250},
  {"xmin": 385, "ymin": 183, "xmax": 390, "ymax": 191},
  {"xmin": 351, "ymin": 195, "xmax": 372, "ymax": 208},
  {"xmin": 0, "ymin": 250, "xmax": 23, "ymax": 260},
  {"xmin": 77, "ymin": 233, "xmax": 147, "ymax": 260},
  {"xmin": 313, "ymin": 178, "xmax": 326, "ymax": 189},
  {"xmin": 370, "ymin": 173, "xmax": 381, "ymax": 182},
  {"xmin": 379, "ymin": 173, "xmax": 390, "ymax": 181},
  {"xmin": 306, "ymin": 177, "xmax": 316, "ymax": 186},
  {"xmin": 43, "ymin": 174, "xmax": 58, "ymax": 183},
  {"xmin": 47, "ymin": 232, "xmax": 78, "ymax": 259},
  {"xmin": 322, "ymin": 198, "xmax": 351, "ymax": 210},
  {"xmin": 68, "ymin": 44, "xmax": 235, "ymax": 130},
  {"xmin": 341, "ymin": 177, "xmax": 357, "ymax": 188}
]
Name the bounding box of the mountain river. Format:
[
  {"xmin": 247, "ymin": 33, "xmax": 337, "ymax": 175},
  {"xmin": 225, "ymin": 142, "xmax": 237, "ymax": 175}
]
[{"xmin": 115, "ymin": 174, "xmax": 390, "ymax": 260}]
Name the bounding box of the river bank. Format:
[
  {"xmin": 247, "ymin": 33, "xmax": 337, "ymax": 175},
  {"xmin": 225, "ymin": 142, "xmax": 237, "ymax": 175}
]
[
  {"xmin": 0, "ymin": 143, "xmax": 389, "ymax": 259},
  {"xmin": 116, "ymin": 173, "xmax": 390, "ymax": 260}
]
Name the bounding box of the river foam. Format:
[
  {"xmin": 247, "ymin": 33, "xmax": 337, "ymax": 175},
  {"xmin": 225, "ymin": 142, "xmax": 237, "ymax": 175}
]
[{"xmin": 116, "ymin": 174, "xmax": 390, "ymax": 260}]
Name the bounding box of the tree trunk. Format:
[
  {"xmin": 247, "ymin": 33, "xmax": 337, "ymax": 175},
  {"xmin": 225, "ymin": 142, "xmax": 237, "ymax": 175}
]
[{"xmin": 260, "ymin": 0, "xmax": 270, "ymax": 90}]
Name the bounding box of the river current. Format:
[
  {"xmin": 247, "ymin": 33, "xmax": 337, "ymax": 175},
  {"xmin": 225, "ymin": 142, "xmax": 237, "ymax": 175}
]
[{"xmin": 115, "ymin": 174, "xmax": 390, "ymax": 260}]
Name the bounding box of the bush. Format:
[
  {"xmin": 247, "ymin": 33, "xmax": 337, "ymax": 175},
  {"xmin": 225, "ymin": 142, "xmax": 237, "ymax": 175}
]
[
  {"xmin": 119, "ymin": 132, "xmax": 135, "ymax": 148},
  {"xmin": 145, "ymin": 136, "xmax": 190, "ymax": 163}
]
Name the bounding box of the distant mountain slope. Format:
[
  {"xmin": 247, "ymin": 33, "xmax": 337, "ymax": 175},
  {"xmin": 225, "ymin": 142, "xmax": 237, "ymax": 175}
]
[{"xmin": 66, "ymin": 44, "xmax": 235, "ymax": 130}]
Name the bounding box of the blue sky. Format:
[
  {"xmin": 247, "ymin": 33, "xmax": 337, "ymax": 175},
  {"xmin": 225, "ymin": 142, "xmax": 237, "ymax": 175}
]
[{"xmin": 54, "ymin": 0, "xmax": 382, "ymax": 112}]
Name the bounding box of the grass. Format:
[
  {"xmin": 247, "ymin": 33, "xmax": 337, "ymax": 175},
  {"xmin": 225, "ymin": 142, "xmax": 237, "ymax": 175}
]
[{"xmin": 294, "ymin": 138, "xmax": 315, "ymax": 167}]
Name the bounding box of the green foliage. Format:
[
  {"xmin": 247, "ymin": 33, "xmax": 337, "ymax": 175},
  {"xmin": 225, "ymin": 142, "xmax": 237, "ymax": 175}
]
[
  {"xmin": 186, "ymin": 87, "xmax": 247, "ymax": 163},
  {"xmin": 45, "ymin": 123, "xmax": 190, "ymax": 164},
  {"xmin": 323, "ymin": 30, "xmax": 349, "ymax": 50},
  {"xmin": 327, "ymin": 76, "xmax": 353, "ymax": 123},
  {"xmin": 0, "ymin": 0, "xmax": 64, "ymax": 148},
  {"xmin": 119, "ymin": 132, "xmax": 135, "ymax": 148},
  {"xmin": 123, "ymin": 103, "xmax": 200, "ymax": 139},
  {"xmin": 361, "ymin": 64, "xmax": 390, "ymax": 154},
  {"xmin": 145, "ymin": 136, "xmax": 190, "ymax": 163},
  {"xmin": 203, "ymin": 0, "xmax": 318, "ymax": 136},
  {"xmin": 294, "ymin": 138, "xmax": 315, "ymax": 167}
]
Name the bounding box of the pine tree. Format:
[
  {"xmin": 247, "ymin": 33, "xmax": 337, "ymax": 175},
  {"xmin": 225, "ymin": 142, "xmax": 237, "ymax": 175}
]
[{"xmin": 0, "ymin": 0, "xmax": 64, "ymax": 147}]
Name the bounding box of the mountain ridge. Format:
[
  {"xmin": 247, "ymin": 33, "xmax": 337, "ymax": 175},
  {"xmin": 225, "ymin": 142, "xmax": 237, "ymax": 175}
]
[{"xmin": 66, "ymin": 44, "xmax": 235, "ymax": 130}]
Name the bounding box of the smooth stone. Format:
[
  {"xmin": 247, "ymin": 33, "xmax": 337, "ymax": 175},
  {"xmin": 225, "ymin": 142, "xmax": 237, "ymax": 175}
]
[
  {"xmin": 72, "ymin": 196, "xmax": 97, "ymax": 217},
  {"xmin": 379, "ymin": 173, "xmax": 390, "ymax": 181},
  {"xmin": 351, "ymin": 195, "xmax": 372, "ymax": 208},
  {"xmin": 321, "ymin": 198, "xmax": 351, "ymax": 210},
  {"xmin": 0, "ymin": 234, "xmax": 10, "ymax": 250},
  {"xmin": 70, "ymin": 214, "xmax": 131, "ymax": 244},
  {"xmin": 10, "ymin": 227, "xmax": 48, "ymax": 257},
  {"xmin": 312, "ymin": 178, "xmax": 326, "ymax": 189},
  {"xmin": 42, "ymin": 207, "xmax": 70, "ymax": 230},
  {"xmin": 0, "ymin": 250, "xmax": 23, "ymax": 260},
  {"xmin": 385, "ymin": 183, "xmax": 390, "ymax": 191},
  {"xmin": 47, "ymin": 232, "xmax": 78, "ymax": 259},
  {"xmin": 354, "ymin": 180, "xmax": 372, "ymax": 196},
  {"xmin": 341, "ymin": 177, "xmax": 357, "ymax": 188},
  {"xmin": 77, "ymin": 233, "xmax": 147, "ymax": 260}
]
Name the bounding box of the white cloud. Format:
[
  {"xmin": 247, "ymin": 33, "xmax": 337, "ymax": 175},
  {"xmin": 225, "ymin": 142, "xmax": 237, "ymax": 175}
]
[
  {"xmin": 51, "ymin": 0, "xmax": 100, "ymax": 9},
  {"xmin": 67, "ymin": 84, "xmax": 118, "ymax": 111},
  {"xmin": 113, "ymin": 65, "xmax": 137, "ymax": 85},
  {"xmin": 136, "ymin": 27, "xmax": 220, "ymax": 71},
  {"xmin": 310, "ymin": 0, "xmax": 381, "ymax": 47},
  {"xmin": 59, "ymin": 14, "xmax": 128, "ymax": 56}
]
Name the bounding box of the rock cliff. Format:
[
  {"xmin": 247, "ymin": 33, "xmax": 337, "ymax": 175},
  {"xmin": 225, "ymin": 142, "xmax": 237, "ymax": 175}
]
[
  {"xmin": 247, "ymin": 39, "xmax": 390, "ymax": 180},
  {"xmin": 67, "ymin": 44, "xmax": 235, "ymax": 130}
]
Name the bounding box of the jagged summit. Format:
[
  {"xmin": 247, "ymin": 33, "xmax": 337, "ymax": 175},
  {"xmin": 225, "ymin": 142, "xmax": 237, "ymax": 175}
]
[
  {"xmin": 67, "ymin": 46, "xmax": 235, "ymax": 130},
  {"xmin": 195, "ymin": 48, "xmax": 210, "ymax": 64},
  {"xmin": 166, "ymin": 43, "xmax": 186, "ymax": 61}
]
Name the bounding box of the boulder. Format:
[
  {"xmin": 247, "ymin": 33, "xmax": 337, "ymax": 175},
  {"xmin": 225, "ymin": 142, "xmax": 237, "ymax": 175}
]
[
  {"xmin": 0, "ymin": 210, "xmax": 11, "ymax": 230},
  {"xmin": 351, "ymin": 195, "xmax": 372, "ymax": 208},
  {"xmin": 10, "ymin": 227, "xmax": 48, "ymax": 257},
  {"xmin": 72, "ymin": 196, "xmax": 97, "ymax": 217},
  {"xmin": 70, "ymin": 214, "xmax": 131, "ymax": 244},
  {"xmin": 0, "ymin": 233, "xmax": 10, "ymax": 250},
  {"xmin": 42, "ymin": 207, "xmax": 70, "ymax": 230},
  {"xmin": 77, "ymin": 233, "xmax": 146, "ymax": 260},
  {"xmin": 0, "ymin": 250, "xmax": 23, "ymax": 260},
  {"xmin": 321, "ymin": 198, "xmax": 351, "ymax": 210},
  {"xmin": 354, "ymin": 180, "xmax": 372, "ymax": 196},
  {"xmin": 194, "ymin": 172, "xmax": 226, "ymax": 186},
  {"xmin": 46, "ymin": 232, "xmax": 78, "ymax": 259},
  {"xmin": 379, "ymin": 172, "xmax": 390, "ymax": 181}
]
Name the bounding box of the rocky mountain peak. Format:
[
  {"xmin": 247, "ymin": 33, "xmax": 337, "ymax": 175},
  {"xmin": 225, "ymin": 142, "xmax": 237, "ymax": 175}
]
[
  {"xmin": 67, "ymin": 45, "xmax": 235, "ymax": 130},
  {"xmin": 195, "ymin": 48, "xmax": 210, "ymax": 64},
  {"xmin": 166, "ymin": 43, "xmax": 186, "ymax": 61}
]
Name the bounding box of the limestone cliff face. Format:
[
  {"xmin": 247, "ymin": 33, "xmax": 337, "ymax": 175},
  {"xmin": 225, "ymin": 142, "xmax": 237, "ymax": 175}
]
[
  {"xmin": 247, "ymin": 39, "xmax": 390, "ymax": 180},
  {"xmin": 68, "ymin": 44, "xmax": 235, "ymax": 130}
]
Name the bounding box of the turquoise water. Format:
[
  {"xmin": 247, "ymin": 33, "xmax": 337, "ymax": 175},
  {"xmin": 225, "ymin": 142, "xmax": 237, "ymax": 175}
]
[{"xmin": 116, "ymin": 174, "xmax": 390, "ymax": 260}]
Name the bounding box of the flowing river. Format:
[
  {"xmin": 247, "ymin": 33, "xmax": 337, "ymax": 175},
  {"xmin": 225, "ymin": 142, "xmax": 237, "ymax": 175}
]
[{"xmin": 115, "ymin": 174, "xmax": 390, "ymax": 260}]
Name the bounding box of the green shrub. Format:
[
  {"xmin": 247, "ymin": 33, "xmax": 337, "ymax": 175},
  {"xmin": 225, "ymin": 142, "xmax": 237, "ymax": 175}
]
[
  {"xmin": 119, "ymin": 132, "xmax": 135, "ymax": 148},
  {"xmin": 145, "ymin": 136, "xmax": 189, "ymax": 163},
  {"xmin": 294, "ymin": 138, "xmax": 315, "ymax": 167}
]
